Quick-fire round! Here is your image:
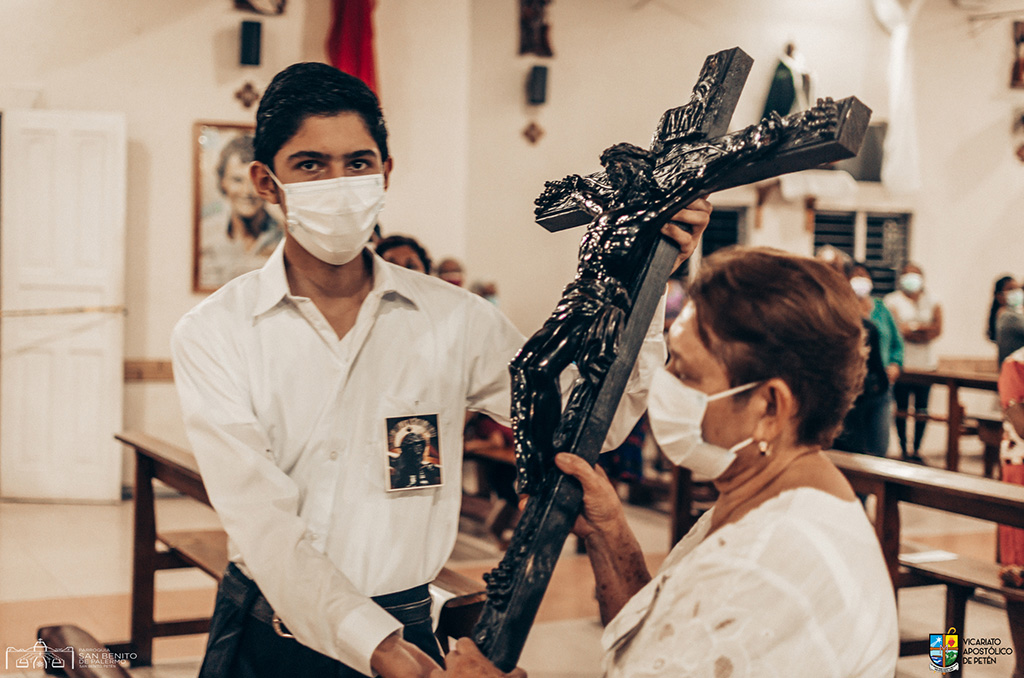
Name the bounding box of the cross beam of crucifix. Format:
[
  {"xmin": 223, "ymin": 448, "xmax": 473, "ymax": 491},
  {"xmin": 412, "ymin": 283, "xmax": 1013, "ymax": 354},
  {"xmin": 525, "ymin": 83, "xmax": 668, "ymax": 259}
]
[{"xmin": 471, "ymin": 47, "xmax": 871, "ymax": 672}]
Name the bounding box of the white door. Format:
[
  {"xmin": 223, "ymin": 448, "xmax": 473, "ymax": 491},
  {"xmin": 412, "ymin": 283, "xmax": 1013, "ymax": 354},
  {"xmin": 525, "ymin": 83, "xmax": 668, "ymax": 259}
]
[{"xmin": 0, "ymin": 109, "xmax": 126, "ymax": 502}]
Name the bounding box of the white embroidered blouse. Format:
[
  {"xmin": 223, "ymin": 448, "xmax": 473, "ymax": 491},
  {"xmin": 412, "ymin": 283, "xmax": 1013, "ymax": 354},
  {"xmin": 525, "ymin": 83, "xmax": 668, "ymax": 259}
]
[{"xmin": 601, "ymin": 488, "xmax": 898, "ymax": 678}]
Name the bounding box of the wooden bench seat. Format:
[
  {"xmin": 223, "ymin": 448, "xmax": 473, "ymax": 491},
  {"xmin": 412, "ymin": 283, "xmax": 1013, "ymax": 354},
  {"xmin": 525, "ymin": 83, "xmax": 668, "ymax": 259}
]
[
  {"xmin": 895, "ymin": 550, "xmax": 1024, "ymax": 658},
  {"xmin": 899, "ymin": 553, "xmax": 1024, "ymax": 604},
  {"xmin": 824, "ymin": 450, "xmax": 1024, "ymax": 666},
  {"xmin": 156, "ymin": 529, "xmax": 228, "ymax": 579}
]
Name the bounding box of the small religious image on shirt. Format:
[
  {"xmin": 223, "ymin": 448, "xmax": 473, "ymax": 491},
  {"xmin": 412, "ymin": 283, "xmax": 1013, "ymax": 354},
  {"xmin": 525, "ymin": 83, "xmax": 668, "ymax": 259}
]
[{"xmin": 386, "ymin": 415, "xmax": 442, "ymax": 491}]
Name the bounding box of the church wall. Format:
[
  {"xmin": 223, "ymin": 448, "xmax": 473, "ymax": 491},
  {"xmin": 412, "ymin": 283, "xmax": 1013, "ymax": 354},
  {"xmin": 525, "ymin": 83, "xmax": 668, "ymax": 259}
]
[
  {"xmin": 0, "ymin": 1, "xmax": 472, "ymax": 468},
  {"xmin": 463, "ymin": 0, "xmax": 1023, "ymax": 369},
  {"xmin": 909, "ymin": 1, "xmax": 1024, "ymax": 362},
  {"xmin": 464, "ymin": 0, "xmax": 892, "ymax": 335},
  {"xmin": 1, "ymin": 0, "xmax": 1022, "ymax": 481}
]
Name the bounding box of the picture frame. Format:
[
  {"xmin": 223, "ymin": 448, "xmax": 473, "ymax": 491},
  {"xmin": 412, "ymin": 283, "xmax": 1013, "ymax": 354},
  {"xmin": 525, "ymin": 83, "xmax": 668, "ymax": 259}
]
[
  {"xmin": 234, "ymin": 0, "xmax": 286, "ymax": 16},
  {"xmin": 192, "ymin": 121, "xmax": 285, "ymax": 293},
  {"xmin": 1014, "ymin": 22, "xmax": 1024, "ymax": 89}
]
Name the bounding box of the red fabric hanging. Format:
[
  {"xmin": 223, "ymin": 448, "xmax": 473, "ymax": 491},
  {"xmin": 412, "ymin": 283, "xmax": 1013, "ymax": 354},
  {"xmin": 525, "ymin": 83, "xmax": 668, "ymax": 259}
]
[{"xmin": 326, "ymin": 0, "xmax": 377, "ymax": 93}]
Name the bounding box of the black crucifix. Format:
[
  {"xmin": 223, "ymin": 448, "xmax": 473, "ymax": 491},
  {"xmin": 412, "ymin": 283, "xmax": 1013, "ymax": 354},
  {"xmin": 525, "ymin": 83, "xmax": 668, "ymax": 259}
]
[{"xmin": 472, "ymin": 47, "xmax": 871, "ymax": 671}]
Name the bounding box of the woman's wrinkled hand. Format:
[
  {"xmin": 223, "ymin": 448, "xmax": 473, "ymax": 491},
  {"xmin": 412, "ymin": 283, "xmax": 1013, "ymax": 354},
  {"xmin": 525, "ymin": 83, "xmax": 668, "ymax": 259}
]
[
  {"xmin": 554, "ymin": 452, "xmax": 626, "ymax": 541},
  {"xmin": 428, "ymin": 638, "xmax": 527, "ymax": 678}
]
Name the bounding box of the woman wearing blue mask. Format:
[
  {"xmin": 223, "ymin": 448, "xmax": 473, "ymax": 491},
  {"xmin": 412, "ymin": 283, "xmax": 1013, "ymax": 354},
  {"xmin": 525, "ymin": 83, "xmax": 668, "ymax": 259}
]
[{"xmin": 436, "ymin": 247, "xmax": 898, "ymax": 678}]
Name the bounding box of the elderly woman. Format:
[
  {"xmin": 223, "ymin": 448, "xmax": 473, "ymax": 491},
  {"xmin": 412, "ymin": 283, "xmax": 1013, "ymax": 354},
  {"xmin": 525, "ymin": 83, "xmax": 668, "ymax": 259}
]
[{"xmin": 435, "ymin": 247, "xmax": 898, "ymax": 678}]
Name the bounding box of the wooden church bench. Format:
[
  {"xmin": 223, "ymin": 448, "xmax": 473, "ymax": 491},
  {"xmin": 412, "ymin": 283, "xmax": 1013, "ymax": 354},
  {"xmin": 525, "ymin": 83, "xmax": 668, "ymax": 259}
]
[{"xmin": 825, "ymin": 450, "xmax": 1024, "ymax": 659}]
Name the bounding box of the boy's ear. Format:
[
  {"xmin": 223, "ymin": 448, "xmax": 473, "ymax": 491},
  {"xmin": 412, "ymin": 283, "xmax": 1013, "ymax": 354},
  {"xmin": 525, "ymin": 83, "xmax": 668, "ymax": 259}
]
[
  {"xmin": 250, "ymin": 162, "xmax": 281, "ymax": 205},
  {"xmin": 382, "ymin": 157, "xmax": 393, "ymax": 190}
]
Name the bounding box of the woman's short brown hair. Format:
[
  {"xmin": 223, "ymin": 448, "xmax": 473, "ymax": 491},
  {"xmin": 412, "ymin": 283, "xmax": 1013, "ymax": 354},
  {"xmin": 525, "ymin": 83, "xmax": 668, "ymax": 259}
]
[{"xmin": 688, "ymin": 246, "xmax": 866, "ymax": 448}]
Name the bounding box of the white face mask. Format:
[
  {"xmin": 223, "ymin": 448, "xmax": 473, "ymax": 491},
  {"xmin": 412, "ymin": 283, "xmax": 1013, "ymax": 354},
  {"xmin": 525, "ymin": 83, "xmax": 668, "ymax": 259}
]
[
  {"xmin": 270, "ymin": 171, "xmax": 385, "ymax": 265},
  {"xmin": 1007, "ymin": 288, "xmax": 1024, "ymax": 310},
  {"xmin": 850, "ymin": 276, "xmax": 873, "ymax": 298},
  {"xmin": 899, "ymin": 272, "xmax": 923, "ymax": 294},
  {"xmin": 647, "ymin": 367, "xmax": 761, "ymax": 479}
]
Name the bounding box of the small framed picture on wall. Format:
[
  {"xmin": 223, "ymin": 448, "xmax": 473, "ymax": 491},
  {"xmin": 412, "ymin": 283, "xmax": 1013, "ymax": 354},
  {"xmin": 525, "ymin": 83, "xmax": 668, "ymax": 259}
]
[
  {"xmin": 1013, "ymin": 21, "xmax": 1024, "ymax": 89},
  {"xmin": 192, "ymin": 121, "xmax": 284, "ymax": 293}
]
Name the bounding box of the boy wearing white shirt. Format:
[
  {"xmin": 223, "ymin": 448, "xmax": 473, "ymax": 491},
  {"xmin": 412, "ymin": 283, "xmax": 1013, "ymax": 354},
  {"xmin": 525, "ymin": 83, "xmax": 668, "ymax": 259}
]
[{"xmin": 172, "ymin": 62, "xmax": 710, "ymax": 678}]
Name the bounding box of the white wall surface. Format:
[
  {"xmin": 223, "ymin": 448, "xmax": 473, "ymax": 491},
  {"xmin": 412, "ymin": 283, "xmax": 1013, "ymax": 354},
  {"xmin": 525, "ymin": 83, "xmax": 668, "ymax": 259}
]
[
  {"xmin": 0, "ymin": 0, "xmax": 471, "ymax": 448},
  {"xmin": 910, "ymin": 1, "xmax": 1024, "ymax": 359},
  {"xmin": 465, "ymin": 0, "xmax": 892, "ymax": 333},
  {"xmin": 1, "ymin": 0, "xmax": 1021, "ymax": 457}
]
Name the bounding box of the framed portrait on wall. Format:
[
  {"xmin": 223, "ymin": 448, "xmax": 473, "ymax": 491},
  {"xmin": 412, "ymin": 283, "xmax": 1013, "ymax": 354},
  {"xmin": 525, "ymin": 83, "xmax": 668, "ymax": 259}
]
[{"xmin": 192, "ymin": 121, "xmax": 285, "ymax": 293}]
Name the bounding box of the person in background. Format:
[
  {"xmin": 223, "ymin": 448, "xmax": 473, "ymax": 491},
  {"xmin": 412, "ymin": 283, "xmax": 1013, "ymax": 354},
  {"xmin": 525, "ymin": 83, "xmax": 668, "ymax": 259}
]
[
  {"xmin": 437, "ymin": 258, "xmax": 465, "ymax": 286},
  {"xmin": 469, "ymin": 281, "xmax": 499, "ymax": 306},
  {"xmin": 462, "ymin": 413, "xmax": 519, "ymax": 549},
  {"xmin": 993, "ymin": 275, "xmax": 1024, "ymax": 366},
  {"xmin": 843, "ymin": 262, "xmax": 903, "ymax": 456},
  {"xmin": 813, "ymin": 244, "xmax": 848, "ymax": 274},
  {"xmin": 376, "ymin": 234, "xmax": 432, "ymax": 274},
  {"xmin": 996, "ymin": 346, "xmax": 1024, "ymax": 678},
  {"xmin": 884, "ymin": 262, "xmax": 942, "ymax": 462},
  {"xmin": 663, "ymin": 276, "xmax": 688, "ymax": 333},
  {"xmin": 989, "ymin": 275, "xmax": 1017, "ymax": 342}
]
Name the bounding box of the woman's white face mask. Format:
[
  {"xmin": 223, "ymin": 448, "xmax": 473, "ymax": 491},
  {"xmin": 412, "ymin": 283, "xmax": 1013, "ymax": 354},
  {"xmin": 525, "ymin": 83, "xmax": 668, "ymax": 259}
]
[
  {"xmin": 646, "ymin": 367, "xmax": 761, "ymax": 479},
  {"xmin": 270, "ymin": 170, "xmax": 385, "ymax": 265}
]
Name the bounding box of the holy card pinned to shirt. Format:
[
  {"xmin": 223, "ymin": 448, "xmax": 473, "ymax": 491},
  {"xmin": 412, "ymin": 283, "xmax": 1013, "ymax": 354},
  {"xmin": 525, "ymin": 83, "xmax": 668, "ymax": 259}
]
[{"xmin": 386, "ymin": 415, "xmax": 442, "ymax": 491}]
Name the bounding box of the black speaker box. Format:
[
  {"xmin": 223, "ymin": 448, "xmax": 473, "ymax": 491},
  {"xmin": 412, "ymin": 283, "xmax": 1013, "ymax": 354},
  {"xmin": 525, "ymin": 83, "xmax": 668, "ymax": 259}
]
[
  {"xmin": 527, "ymin": 65, "xmax": 547, "ymax": 105},
  {"xmin": 240, "ymin": 21, "xmax": 262, "ymax": 67}
]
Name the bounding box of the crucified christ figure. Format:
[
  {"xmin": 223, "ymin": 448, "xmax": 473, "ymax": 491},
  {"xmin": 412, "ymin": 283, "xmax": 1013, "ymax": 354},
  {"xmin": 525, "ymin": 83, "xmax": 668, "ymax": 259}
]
[{"xmin": 509, "ymin": 99, "xmax": 840, "ymax": 497}]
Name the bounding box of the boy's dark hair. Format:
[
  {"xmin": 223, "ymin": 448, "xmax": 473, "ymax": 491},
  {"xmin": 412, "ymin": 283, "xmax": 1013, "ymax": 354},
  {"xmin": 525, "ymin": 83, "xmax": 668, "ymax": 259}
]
[{"xmin": 254, "ymin": 62, "xmax": 389, "ymax": 169}]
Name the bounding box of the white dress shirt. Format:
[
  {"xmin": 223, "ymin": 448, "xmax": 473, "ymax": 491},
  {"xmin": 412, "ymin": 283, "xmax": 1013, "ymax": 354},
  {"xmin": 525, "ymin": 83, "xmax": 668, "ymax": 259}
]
[
  {"xmin": 172, "ymin": 242, "xmax": 665, "ymax": 674},
  {"xmin": 883, "ymin": 290, "xmax": 939, "ymax": 371},
  {"xmin": 602, "ymin": 488, "xmax": 898, "ymax": 678}
]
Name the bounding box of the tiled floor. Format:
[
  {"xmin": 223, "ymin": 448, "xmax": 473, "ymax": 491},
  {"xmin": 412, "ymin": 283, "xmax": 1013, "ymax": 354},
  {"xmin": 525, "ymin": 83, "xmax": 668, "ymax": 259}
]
[{"xmin": 1, "ymin": 441, "xmax": 1020, "ymax": 677}]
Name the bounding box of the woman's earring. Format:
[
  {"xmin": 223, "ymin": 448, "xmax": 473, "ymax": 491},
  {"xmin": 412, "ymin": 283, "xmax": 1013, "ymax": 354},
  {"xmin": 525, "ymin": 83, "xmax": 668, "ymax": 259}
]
[{"xmin": 758, "ymin": 440, "xmax": 771, "ymax": 456}]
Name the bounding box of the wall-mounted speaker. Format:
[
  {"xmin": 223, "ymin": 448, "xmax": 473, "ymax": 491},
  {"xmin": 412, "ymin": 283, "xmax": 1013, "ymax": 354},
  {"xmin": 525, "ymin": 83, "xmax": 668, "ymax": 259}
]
[
  {"xmin": 240, "ymin": 21, "xmax": 262, "ymax": 67},
  {"xmin": 527, "ymin": 65, "xmax": 547, "ymax": 105}
]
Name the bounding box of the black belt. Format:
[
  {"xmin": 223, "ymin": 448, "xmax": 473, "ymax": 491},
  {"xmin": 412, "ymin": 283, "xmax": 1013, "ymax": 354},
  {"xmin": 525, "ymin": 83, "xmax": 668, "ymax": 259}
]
[{"xmin": 221, "ymin": 562, "xmax": 432, "ymax": 639}]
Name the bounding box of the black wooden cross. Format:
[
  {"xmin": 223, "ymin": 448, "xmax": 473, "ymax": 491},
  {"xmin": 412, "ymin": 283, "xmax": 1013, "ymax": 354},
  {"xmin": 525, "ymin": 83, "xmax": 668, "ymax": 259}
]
[{"xmin": 471, "ymin": 47, "xmax": 871, "ymax": 672}]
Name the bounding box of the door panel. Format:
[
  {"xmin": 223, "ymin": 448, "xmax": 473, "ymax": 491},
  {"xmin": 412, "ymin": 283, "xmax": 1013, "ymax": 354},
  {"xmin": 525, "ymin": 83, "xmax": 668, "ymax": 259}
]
[{"xmin": 0, "ymin": 110, "xmax": 126, "ymax": 501}]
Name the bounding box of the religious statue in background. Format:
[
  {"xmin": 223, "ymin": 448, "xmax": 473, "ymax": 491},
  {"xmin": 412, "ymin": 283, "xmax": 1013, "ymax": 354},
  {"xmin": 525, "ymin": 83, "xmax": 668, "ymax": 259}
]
[
  {"xmin": 763, "ymin": 42, "xmax": 813, "ymax": 118},
  {"xmin": 519, "ymin": 0, "xmax": 553, "ymax": 57}
]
